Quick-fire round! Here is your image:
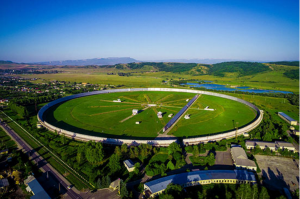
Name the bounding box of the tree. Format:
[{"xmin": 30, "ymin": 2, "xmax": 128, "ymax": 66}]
[
  {"xmin": 168, "ymin": 142, "xmax": 181, "ymax": 155},
  {"xmin": 76, "ymin": 146, "xmax": 85, "ymax": 164},
  {"xmin": 193, "ymin": 145, "xmax": 199, "ymax": 157},
  {"xmin": 134, "ymin": 162, "xmax": 140, "ymax": 175},
  {"xmin": 60, "ymin": 134, "xmax": 65, "ymax": 145},
  {"xmin": 97, "ymin": 178, "xmax": 102, "ymax": 189},
  {"xmin": 115, "ymin": 146, "xmax": 122, "ymax": 157},
  {"xmin": 108, "ymin": 154, "xmax": 121, "ymax": 174},
  {"xmin": 206, "ymin": 152, "xmax": 215, "ymax": 166},
  {"xmin": 85, "ymin": 141, "xmax": 104, "ymax": 165},
  {"xmin": 121, "ymin": 144, "xmax": 128, "ymax": 154},
  {"xmin": 251, "ymin": 184, "xmax": 259, "ymax": 199},
  {"xmin": 120, "ymin": 180, "xmax": 128, "ymax": 198},
  {"xmin": 259, "ymin": 186, "xmax": 270, "ymax": 199},
  {"xmin": 167, "ymin": 161, "xmax": 175, "ymax": 170}
]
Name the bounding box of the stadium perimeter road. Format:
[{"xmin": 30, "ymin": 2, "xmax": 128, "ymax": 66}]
[{"xmin": 0, "ymin": 120, "xmax": 83, "ymax": 199}]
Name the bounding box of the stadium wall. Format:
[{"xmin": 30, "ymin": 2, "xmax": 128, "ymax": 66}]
[{"xmin": 37, "ymin": 88, "xmax": 263, "ymax": 146}]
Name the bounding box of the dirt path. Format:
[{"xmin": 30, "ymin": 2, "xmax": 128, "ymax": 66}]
[{"xmin": 119, "ymin": 106, "xmax": 149, "ymax": 123}]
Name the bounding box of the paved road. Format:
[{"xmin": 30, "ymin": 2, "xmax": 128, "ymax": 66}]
[{"xmin": 0, "ymin": 121, "xmax": 83, "ymax": 199}]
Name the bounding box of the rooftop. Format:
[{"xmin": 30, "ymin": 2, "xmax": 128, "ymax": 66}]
[
  {"xmin": 278, "ymin": 112, "xmax": 297, "ymax": 122},
  {"xmin": 255, "ymin": 141, "xmax": 276, "ymax": 148},
  {"xmin": 27, "ymin": 179, "xmax": 51, "ymax": 199},
  {"xmin": 275, "ymin": 141, "xmax": 295, "ymax": 148},
  {"xmin": 0, "ymin": 179, "xmax": 9, "ymax": 188},
  {"xmin": 145, "ymin": 170, "xmax": 256, "ymax": 194},
  {"xmin": 124, "ymin": 159, "xmax": 135, "ymax": 168}
]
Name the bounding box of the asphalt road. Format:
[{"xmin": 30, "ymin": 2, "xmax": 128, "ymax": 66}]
[{"xmin": 0, "ymin": 122, "xmax": 83, "ymax": 199}]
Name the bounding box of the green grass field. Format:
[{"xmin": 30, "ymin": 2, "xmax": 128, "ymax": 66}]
[{"xmin": 44, "ymin": 91, "xmax": 257, "ymax": 139}]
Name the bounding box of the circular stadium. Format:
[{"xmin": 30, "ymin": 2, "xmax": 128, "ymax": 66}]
[{"xmin": 37, "ymin": 88, "xmax": 263, "ymax": 146}]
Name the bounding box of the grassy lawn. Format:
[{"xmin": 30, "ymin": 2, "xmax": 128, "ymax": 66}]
[
  {"xmin": 44, "ymin": 91, "xmax": 257, "ymax": 138},
  {"xmin": 168, "ymin": 94, "xmax": 257, "ymax": 137}
]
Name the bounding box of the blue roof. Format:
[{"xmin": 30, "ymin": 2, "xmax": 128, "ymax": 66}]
[
  {"xmin": 278, "ymin": 112, "xmax": 297, "ymax": 122},
  {"xmin": 28, "ymin": 179, "xmax": 51, "ymax": 199},
  {"xmin": 145, "ymin": 170, "xmax": 256, "ymax": 194},
  {"xmin": 164, "ymin": 95, "xmax": 198, "ymax": 131},
  {"xmin": 124, "ymin": 159, "xmax": 135, "ymax": 168}
]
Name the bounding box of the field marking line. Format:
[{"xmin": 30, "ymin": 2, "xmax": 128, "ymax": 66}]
[
  {"xmin": 0, "ymin": 111, "xmax": 93, "ymax": 189},
  {"xmin": 119, "ymin": 96, "xmax": 143, "ymax": 103},
  {"xmin": 89, "ymin": 106, "xmax": 140, "ymax": 116},
  {"xmin": 119, "ymin": 106, "xmax": 150, "ymax": 123},
  {"xmin": 89, "ymin": 104, "xmax": 141, "ymax": 108},
  {"xmin": 162, "ymin": 98, "xmax": 190, "ymax": 104},
  {"xmin": 99, "ymin": 99, "xmax": 141, "ymax": 105},
  {"xmin": 144, "ymin": 94, "xmax": 152, "ymax": 104},
  {"xmin": 155, "ymin": 94, "xmax": 174, "ymax": 103}
]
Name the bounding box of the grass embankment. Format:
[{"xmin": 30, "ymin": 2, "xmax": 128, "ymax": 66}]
[{"xmin": 0, "ymin": 111, "xmax": 91, "ymax": 190}]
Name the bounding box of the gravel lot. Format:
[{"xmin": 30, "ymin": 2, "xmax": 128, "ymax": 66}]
[{"xmin": 255, "ymin": 155, "xmax": 299, "ymax": 191}]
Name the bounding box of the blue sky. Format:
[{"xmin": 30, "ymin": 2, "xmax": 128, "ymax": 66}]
[{"xmin": 0, "ymin": 0, "xmax": 298, "ymax": 62}]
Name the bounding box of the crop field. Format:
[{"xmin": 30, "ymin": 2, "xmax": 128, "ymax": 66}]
[{"xmin": 44, "ymin": 91, "xmax": 257, "ymax": 139}]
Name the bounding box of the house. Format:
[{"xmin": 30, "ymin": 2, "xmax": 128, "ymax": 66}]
[
  {"xmin": 275, "ymin": 141, "xmax": 295, "ymax": 152},
  {"xmin": 184, "ymin": 114, "xmax": 190, "ymax": 119},
  {"xmin": 186, "ymin": 99, "xmax": 189, "ymax": 102},
  {"xmin": 109, "ymin": 178, "xmax": 121, "ymax": 191},
  {"xmin": 123, "ymin": 159, "xmax": 135, "ymax": 172},
  {"xmin": 24, "ymin": 176, "xmax": 51, "ymax": 199},
  {"xmin": 157, "ymin": 112, "xmax": 163, "ymax": 118},
  {"xmin": 245, "ymin": 141, "xmax": 256, "ymax": 150},
  {"xmin": 278, "ymin": 112, "xmax": 298, "ymax": 125},
  {"xmin": 135, "ymin": 121, "xmax": 140, "ymax": 124},
  {"xmin": 0, "ymin": 149, "xmax": 8, "ymax": 155},
  {"xmin": 144, "ymin": 170, "xmax": 256, "ymax": 198},
  {"xmin": 168, "ymin": 114, "xmax": 173, "ymax": 118},
  {"xmin": 293, "ymin": 130, "xmax": 299, "ymax": 136},
  {"xmin": 0, "ymin": 179, "xmax": 9, "ymax": 189},
  {"xmin": 132, "ymin": 109, "xmax": 138, "ymax": 115},
  {"xmin": 231, "ymin": 145, "xmax": 257, "ymax": 171},
  {"xmin": 36, "ymin": 123, "xmax": 43, "ymax": 129},
  {"xmin": 254, "ymin": 141, "xmax": 276, "ymax": 151}
]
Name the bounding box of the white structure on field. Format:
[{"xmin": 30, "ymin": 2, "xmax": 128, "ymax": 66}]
[
  {"xmin": 157, "ymin": 112, "xmax": 163, "ymax": 118},
  {"xmin": 113, "ymin": 99, "xmax": 122, "ymax": 102},
  {"xmin": 184, "ymin": 114, "xmax": 190, "ymax": 119},
  {"xmin": 186, "ymin": 99, "xmax": 189, "ymax": 102},
  {"xmin": 132, "ymin": 109, "xmax": 138, "ymax": 115},
  {"xmin": 204, "ymin": 106, "xmax": 214, "ymax": 111},
  {"xmin": 136, "ymin": 121, "xmax": 140, "ymax": 124},
  {"xmin": 168, "ymin": 114, "xmax": 173, "ymax": 118}
]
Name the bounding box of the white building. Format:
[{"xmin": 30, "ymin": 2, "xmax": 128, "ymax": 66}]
[
  {"xmin": 204, "ymin": 106, "xmax": 215, "ymax": 111},
  {"xmin": 168, "ymin": 114, "xmax": 173, "ymax": 118},
  {"xmin": 136, "ymin": 121, "xmax": 140, "ymax": 124},
  {"xmin": 132, "ymin": 109, "xmax": 138, "ymax": 115},
  {"xmin": 157, "ymin": 112, "xmax": 163, "ymax": 118},
  {"xmin": 184, "ymin": 114, "xmax": 190, "ymax": 119},
  {"xmin": 186, "ymin": 99, "xmax": 189, "ymax": 102},
  {"xmin": 113, "ymin": 99, "xmax": 122, "ymax": 102}
]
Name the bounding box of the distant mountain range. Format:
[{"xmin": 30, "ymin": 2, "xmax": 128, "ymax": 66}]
[{"xmin": 33, "ymin": 57, "xmax": 138, "ymax": 66}]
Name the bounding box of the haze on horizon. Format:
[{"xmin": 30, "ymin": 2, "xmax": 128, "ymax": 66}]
[{"xmin": 0, "ymin": 0, "xmax": 298, "ymax": 63}]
